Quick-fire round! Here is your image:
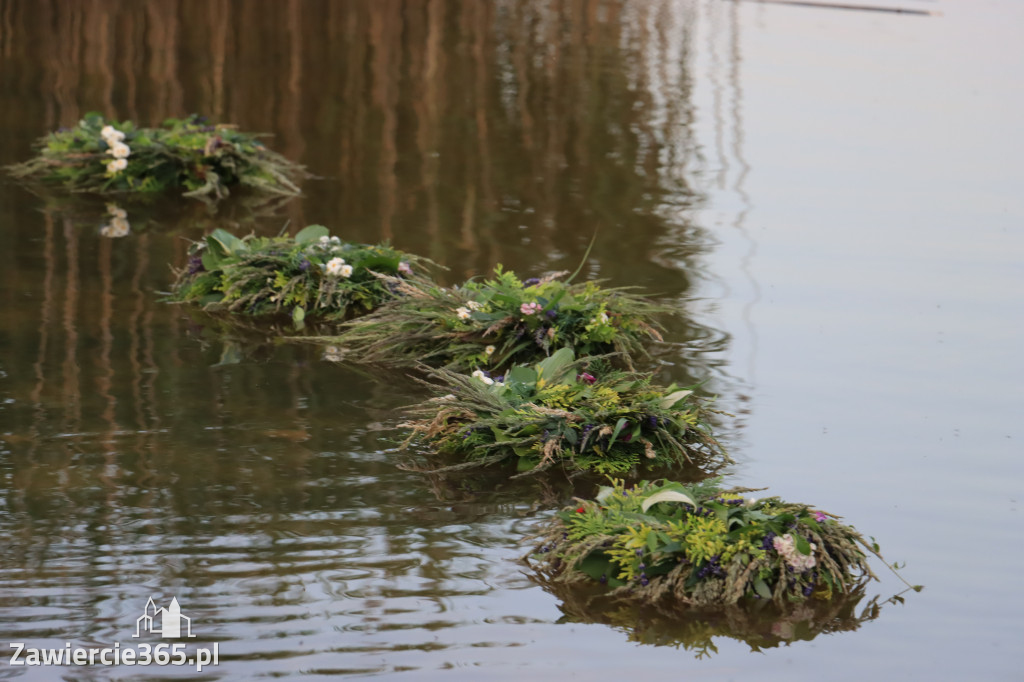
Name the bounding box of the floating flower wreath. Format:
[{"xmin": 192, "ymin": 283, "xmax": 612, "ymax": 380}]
[
  {"xmin": 399, "ymin": 348, "xmax": 729, "ymax": 476},
  {"xmin": 7, "ymin": 113, "xmax": 308, "ymax": 201},
  {"xmin": 169, "ymin": 225, "xmax": 427, "ymax": 323},
  {"xmin": 527, "ymin": 478, "xmax": 920, "ymax": 607},
  {"xmin": 323, "ymin": 265, "xmax": 671, "ymax": 371}
]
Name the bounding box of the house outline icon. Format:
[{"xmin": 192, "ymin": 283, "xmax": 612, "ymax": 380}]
[{"xmin": 133, "ymin": 596, "xmax": 196, "ymax": 638}]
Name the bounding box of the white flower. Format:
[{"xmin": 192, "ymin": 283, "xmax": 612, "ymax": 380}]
[
  {"xmin": 398, "ymin": 261, "xmax": 413, "ymax": 276},
  {"xmin": 456, "ymin": 306, "xmax": 471, "ymax": 320},
  {"xmin": 106, "ymin": 158, "xmax": 127, "ymax": 174},
  {"xmin": 437, "ymin": 394, "xmax": 457, "ymax": 402},
  {"xmin": 339, "ymin": 264, "xmax": 353, "ymax": 278},
  {"xmin": 100, "ymin": 216, "xmax": 130, "ymax": 238},
  {"xmin": 466, "ymin": 300, "xmax": 483, "ymax": 311},
  {"xmin": 772, "ymin": 533, "xmax": 817, "ymax": 572},
  {"xmin": 485, "ymin": 345, "xmax": 496, "ymax": 356},
  {"xmin": 325, "ymin": 257, "xmax": 347, "ymax": 276},
  {"xmin": 319, "ymin": 235, "xmax": 331, "ymax": 245},
  {"xmin": 107, "ymin": 141, "xmax": 131, "ymax": 159},
  {"xmin": 471, "ymin": 369, "xmax": 494, "ymax": 385},
  {"xmin": 106, "ymin": 203, "xmax": 126, "ymax": 219},
  {"xmin": 101, "ymin": 125, "xmax": 125, "ymax": 142},
  {"xmin": 331, "ymin": 236, "xmax": 341, "ymax": 244}
]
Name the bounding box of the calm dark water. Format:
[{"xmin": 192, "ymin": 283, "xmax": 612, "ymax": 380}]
[{"xmin": 1, "ymin": 0, "xmax": 1022, "ymax": 680}]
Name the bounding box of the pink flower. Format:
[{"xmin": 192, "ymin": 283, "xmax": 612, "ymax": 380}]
[
  {"xmin": 520, "ymin": 301, "xmax": 543, "ymax": 315},
  {"xmin": 814, "ymin": 511, "xmax": 827, "ymax": 523}
]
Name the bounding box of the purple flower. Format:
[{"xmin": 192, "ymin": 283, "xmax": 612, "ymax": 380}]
[
  {"xmin": 524, "ymin": 278, "xmax": 541, "ymax": 286},
  {"xmin": 577, "ymin": 372, "xmax": 596, "ymax": 385},
  {"xmin": 186, "ymin": 254, "xmax": 205, "ymax": 275},
  {"xmin": 545, "ymin": 309, "xmax": 557, "ymax": 319},
  {"xmin": 814, "ymin": 511, "xmax": 827, "ymax": 523},
  {"xmin": 298, "ymin": 258, "xmax": 311, "ymax": 271}
]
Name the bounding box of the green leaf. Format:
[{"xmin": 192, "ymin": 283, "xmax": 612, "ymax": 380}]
[
  {"xmin": 659, "ymin": 389, "xmax": 693, "ymax": 410},
  {"xmin": 535, "ymin": 347, "xmax": 575, "ymax": 383},
  {"xmin": 753, "ymin": 577, "xmax": 772, "ymax": 599},
  {"xmin": 640, "ymin": 489, "xmax": 697, "ymax": 512},
  {"xmin": 646, "ymin": 532, "xmax": 659, "ymax": 553},
  {"xmin": 294, "ymin": 224, "xmax": 329, "ymax": 244},
  {"xmin": 208, "ymin": 228, "xmax": 244, "ymax": 255},
  {"xmin": 607, "ymin": 417, "xmax": 628, "ymax": 450},
  {"xmin": 292, "ymin": 306, "xmax": 306, "ymax": 324},
  {"xmin": 507, "ymin": 365, "xmax": 537, "ymax": 387},
  {"xmin": 794, "ymin": 534, "xmax": 812, "ymax": 556},
  {"xmin": 201, "ymin": 249, "xmax": 221, "ymax": 271}
]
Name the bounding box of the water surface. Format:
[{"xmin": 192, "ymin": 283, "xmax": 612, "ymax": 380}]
[{"xmin": 0, "ymin": 0, "xmax": 1021, "ymax": 679}]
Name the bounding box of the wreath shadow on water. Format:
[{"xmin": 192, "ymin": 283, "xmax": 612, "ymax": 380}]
[{"xmin": 527, "ymin": 577, "xmax": 908, "ymax": 657}]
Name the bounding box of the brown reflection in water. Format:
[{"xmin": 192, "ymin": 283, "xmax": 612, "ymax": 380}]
[
  {"xmin": 61, "ymin": 218, "xmax": 81, "ymax": 448},
  {"xmin": 28, "ymin": 214, "xmax": 56, "ymax": 462},
  {"xmin": 2, "ymin": 0, "xmax": 706, "ymax": 286},
  {"xmin": 97, "ymin": 227, "xmax": 118, "ymax": 459}
]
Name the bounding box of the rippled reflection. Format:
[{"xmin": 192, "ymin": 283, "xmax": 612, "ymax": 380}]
[
  {"xmin": 532, "ymin": 579, "xmax": 895, "ymax": 657},
  {"xmin": 0, "ymin": 0, "xmax": 759, "ymax": 676}
]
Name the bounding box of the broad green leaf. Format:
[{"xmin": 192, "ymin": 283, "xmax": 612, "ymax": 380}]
[
  {"xmin": 508, "ymin": 365, "xmax": 537, "ymax": 386},
  {"xmin": 753, "ymin": 577, "xmax": 772, "ymax": 599},
  {"xmin": 646, "ymin": 532, "xmax": 659, "ymax": 552},
  {"xmin": 208, "ymin": 228, "xmax": 244, "ymax": 255},
  {"xmin": 200, "ymin": 248, "xmax": 221, "ymax": 271},
  {"xmin": 292, "ymin": 306, "xmax": 305, "ymax": 324},
  {"xmin": 641, "ymin": 489, "xmax": 697, "ymax": 513},
  {"xmin": 294, "ymin": 224, "xmax": 329, "ymax": 243},
  {"xmin": 660, "ymin": 389, "xmax": 693, "ymax": 410},
  {"xmin": 535, "ymin": 347, "xmax": 575, "ymax": 382},
  {"xmin": 794, "ymin": 534, "xmax": 812, "ymax": 556}
]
